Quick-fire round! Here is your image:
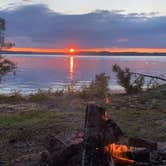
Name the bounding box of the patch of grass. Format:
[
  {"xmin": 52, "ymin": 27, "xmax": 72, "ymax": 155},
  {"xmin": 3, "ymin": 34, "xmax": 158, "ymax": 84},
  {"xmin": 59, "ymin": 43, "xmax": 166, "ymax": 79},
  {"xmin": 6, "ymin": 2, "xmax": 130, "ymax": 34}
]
[
  {"xmin": 0, "ymin": 111, "xmax": 58, "ymax": 127},
  {"xmin": 28, "ymin": 90, "xmax": 53, "ymax": 102},
  {"xmin": 0, "ymin": 110, "xmax": 85, "ymax": 127},
  {"xmin": 0, "ymin": 91, "xmax": 25, "ymax": 103},
  {"xmin": 110, "ymin": 109, "xmax": 166, "ymax": 142}
]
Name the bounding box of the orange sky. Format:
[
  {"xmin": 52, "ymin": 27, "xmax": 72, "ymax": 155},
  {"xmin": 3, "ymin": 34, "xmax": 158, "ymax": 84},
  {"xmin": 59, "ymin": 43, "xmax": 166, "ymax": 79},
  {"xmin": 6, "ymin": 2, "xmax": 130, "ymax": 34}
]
[{"xmin": 3, "ymin": 47, "xmax": 166, "ymax": 53}]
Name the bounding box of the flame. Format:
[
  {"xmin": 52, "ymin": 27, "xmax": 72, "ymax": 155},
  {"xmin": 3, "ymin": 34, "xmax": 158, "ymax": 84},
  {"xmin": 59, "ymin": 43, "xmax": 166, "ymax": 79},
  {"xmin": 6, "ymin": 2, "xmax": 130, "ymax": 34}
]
[{"xmin": 104, "ymin": 143, "xmax": 135, "ymax": 164}]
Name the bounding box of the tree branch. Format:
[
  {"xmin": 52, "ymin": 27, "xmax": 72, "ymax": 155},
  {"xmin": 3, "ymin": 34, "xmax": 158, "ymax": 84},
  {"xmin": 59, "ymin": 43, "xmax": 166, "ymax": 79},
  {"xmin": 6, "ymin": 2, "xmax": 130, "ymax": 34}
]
[{"xmin": 129, "ymin": 72, "xmax": 166, "ymax": 82}]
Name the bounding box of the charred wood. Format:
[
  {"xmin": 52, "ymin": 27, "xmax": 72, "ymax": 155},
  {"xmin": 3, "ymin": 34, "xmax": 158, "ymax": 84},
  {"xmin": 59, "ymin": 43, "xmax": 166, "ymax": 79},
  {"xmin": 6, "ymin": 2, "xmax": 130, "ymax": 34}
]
[{"xmin": 128, "ymin": 137, "xmax": 157, "ymax": 151}]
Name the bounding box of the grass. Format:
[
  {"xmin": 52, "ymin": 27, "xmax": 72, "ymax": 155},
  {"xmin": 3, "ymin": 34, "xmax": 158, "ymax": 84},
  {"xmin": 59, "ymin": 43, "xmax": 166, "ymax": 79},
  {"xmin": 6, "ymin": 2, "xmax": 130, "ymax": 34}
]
[
  {"xmin": 1, "ymin": 108, "xmax": 165, "ymax": 142},
  {"xmin": 110, "ymin": 108, "xmax": 166, "ymax": 142},
  {"xmin": 0, "ymin": 110, "xmax": 84, "ymax": 127},
  {"xmin": 0, "ymin": 109, "xmax": 84, "ymax": 164},
  {"xmin": 0, "ymin": 111, "xmax": 58, "ymax": 127},
  {"xmin": 0, "ymin": 91, "xmax": 25, "ymax": 103}
]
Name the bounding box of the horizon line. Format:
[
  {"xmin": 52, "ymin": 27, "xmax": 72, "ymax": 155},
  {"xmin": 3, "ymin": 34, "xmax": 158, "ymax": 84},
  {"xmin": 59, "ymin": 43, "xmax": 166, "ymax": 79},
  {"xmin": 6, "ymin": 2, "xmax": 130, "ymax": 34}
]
[{"xmin": 3, "ymin": 47, "xmax": 166, "ymax": 53}]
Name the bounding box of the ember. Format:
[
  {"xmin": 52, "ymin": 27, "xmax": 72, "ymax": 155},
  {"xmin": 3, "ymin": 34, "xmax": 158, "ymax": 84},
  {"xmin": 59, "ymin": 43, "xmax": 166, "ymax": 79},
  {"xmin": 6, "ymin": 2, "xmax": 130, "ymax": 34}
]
[{"xmin": 104, "ymin": 143, "xmax": 135, "ymax": 164}]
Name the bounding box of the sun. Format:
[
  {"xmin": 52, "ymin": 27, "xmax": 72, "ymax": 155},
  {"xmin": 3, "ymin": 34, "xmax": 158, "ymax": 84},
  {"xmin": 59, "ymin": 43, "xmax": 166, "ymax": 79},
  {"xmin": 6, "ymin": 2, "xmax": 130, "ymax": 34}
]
[{"xmin": 69, "ymin": 48, "xmax": 75, "ymax": 53}]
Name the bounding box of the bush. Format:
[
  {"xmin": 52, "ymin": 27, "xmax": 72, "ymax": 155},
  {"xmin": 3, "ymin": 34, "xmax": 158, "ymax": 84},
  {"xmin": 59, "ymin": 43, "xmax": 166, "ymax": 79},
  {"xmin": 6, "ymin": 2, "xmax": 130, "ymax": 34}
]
[
  {"xmin": 80, "ymin": 73, "xmax": 110, "ymax": 99},
  {"xmin": 112, "ymin": 64, "xmax": 144, "ymax": 94},
  {"xmin": 28, "ymin": 89, "xmax": 51, "ymax": 102},
  {"xmin": 0, "ymin": 55, "xmax": 16, "ymax": 81}
]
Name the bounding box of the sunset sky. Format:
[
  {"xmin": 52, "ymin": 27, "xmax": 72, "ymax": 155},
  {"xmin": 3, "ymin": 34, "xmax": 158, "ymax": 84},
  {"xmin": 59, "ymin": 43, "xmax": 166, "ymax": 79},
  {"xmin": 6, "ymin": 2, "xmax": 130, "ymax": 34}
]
[{"xmin": 0, "ymin": 0, "xmax": 166, "ymax": 51}]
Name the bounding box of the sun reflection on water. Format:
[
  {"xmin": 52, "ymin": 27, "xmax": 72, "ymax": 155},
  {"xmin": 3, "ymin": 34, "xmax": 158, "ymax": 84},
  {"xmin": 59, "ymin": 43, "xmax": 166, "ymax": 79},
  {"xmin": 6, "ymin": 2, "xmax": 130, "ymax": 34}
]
[{"xmin": 70, "ymin": 55, "xmax": 74, "ymax": 80}]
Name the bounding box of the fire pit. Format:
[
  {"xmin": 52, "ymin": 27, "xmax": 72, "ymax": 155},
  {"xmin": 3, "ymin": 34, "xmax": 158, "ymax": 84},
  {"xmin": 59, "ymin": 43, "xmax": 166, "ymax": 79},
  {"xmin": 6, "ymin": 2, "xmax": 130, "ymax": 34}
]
[{"xmin": 43, "ymin": 104, "xmax": 165, "ymax": 166}]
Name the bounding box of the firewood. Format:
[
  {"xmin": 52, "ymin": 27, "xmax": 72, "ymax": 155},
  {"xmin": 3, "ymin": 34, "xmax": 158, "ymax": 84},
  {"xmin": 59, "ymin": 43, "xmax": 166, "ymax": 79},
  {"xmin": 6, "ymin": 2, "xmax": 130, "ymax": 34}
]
[
  {"xmin": 128, "ymin": 137, "xmax": 157, "ymax": 151},
  {"xmin": 50, "ymin": 143, "xmax": 82, "ymax": 166},
  {"xmin": 126, "ymin": 149, "xmax": 150, "ymax": 162},
  {"xmin": 103, "ymin": 119, "xmax": 123, "ymax": 145},
  {"xmin": 81, "ymin": 104, "xmax": 114, "ymax": 166}
]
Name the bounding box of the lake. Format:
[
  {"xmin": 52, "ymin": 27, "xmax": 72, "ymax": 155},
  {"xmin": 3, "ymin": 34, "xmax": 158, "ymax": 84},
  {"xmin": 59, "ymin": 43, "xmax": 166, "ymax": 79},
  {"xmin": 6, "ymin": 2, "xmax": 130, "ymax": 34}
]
[{"xmin": 0, "ymin": 54, "xmax": 166, "ymax": 94}]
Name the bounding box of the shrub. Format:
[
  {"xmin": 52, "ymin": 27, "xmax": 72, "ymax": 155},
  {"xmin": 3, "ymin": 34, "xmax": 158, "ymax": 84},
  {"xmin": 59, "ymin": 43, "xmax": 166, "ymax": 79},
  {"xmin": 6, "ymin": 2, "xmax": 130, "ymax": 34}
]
[
  {"xmin": 0, "ymin": 55, "xmax": 16, "ymax": 81},
  {"xmin": 112, "ymin": 64, "xmax": 144, "ymax": 94},
  {"xmin": 80, "ymin": 73, "xmax": 110, "ymax": 99},
  {"xmin": 28, "ymin": 89, "xmax": 49, "ymax": 102}
]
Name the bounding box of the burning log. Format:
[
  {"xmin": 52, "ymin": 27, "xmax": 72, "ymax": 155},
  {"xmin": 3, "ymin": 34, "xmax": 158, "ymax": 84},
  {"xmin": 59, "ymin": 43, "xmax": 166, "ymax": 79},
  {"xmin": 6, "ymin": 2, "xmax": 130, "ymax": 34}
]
[
  {"xmin": 104, "ymin": 143, "xmax": 135, "ymax": 165},
  {"xmin": 81, "ymin": 104, "xmax": 123, "ymax": 166}
]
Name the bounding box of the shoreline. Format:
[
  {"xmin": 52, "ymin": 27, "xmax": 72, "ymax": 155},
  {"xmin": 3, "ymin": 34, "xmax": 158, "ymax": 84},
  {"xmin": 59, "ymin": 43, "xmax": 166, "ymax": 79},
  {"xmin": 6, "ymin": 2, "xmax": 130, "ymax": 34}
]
[
  {"xmin": 1, "ymin": 51, "xmax": 166, "ymax": 56},
  {"xmin": 0, "ymin": 84, "xmax": 161, "ymax": 96}
]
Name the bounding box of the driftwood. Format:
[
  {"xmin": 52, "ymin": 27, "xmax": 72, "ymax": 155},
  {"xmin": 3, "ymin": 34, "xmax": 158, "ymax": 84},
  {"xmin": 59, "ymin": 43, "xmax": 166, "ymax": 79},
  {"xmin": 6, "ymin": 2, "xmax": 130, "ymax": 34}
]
[{"xmin": 129, "ymin": 72, "xmax": 166, "ymax": 82}]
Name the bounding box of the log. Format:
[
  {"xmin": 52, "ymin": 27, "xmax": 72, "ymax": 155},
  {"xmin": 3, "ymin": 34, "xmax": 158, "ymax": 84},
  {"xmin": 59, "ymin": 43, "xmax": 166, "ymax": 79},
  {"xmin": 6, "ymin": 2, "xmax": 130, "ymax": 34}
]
[
  {"xmin": 126, "ymin": 149, "xmax": 150, "ymax": 162},
  {"xmin": 81, "ymin": 104, "xmax": 114, "ymax": 166},
  {"xmin": 103, "ymin": 119, "xmax": 123, "ymax": 145},
  {"xmin": 128, "ymin": 137, "xmax": 157, "ymax": 151},
  {"xmin": 81, "ymin": 104, "xmax": 124, "ymax": 166},
  {"xmin": 50, "ymin": 143, "xmax": 82, "ymax": 166}
]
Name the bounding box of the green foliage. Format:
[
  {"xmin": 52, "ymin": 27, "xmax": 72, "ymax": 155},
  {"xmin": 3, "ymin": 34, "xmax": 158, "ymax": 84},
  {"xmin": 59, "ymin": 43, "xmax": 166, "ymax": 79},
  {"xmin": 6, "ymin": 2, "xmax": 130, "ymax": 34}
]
[
  {"xmin": 0, "ymin": 18, "xmax": 16, "ymax": 82},
  {"xmin": 0, "ymin": 55, "xmax": 16, "ymax": 81},
  {"xmin": 0, "ymin": 111, "xmax": 57, "ymax": 127},
  {"xmin": 28, "ymin": 89, "xmax": 51, "ymax": 102},
  {"xmin": 80, "ymin": 73, "xmax": 110, "ymax": 99},
  {"xmin": 112, "ymin": 64, "xmax": 144, "ymax": 94}
]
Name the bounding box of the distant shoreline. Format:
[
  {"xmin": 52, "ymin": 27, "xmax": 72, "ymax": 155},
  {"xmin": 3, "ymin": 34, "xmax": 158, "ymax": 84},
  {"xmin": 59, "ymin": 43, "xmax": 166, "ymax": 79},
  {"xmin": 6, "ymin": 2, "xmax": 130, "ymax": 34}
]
[{"xmin": 1, "ymin": 50, "xmax": 166, "ymax": 56}]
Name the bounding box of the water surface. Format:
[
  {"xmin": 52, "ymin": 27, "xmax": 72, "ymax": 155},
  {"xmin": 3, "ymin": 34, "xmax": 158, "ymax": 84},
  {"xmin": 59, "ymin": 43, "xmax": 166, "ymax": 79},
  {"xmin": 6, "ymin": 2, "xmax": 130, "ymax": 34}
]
[{"xmin": 0, "ymin": 54, "xmax": 166, "ymax": 94}]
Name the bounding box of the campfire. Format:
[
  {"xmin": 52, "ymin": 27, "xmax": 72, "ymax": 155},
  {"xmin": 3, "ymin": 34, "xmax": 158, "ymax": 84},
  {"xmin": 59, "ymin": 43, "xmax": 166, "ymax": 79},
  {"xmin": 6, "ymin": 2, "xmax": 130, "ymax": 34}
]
[
  {"xmin": 80, "ymin": 104, "xmax": 153, "ymax": 166},
  {"xmin": 104, "ymin": 143, "xmax": 135, "ymax": 165},
  {"xmin": 41, "ymin": 104, "xmax": 165, "ymax": 166}
]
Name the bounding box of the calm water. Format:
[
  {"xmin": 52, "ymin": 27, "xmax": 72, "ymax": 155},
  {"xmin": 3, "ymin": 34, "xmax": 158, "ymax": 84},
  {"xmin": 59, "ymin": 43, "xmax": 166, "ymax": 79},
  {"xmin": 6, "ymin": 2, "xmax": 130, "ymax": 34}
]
[{"xmin": 0, "ymin": 54, "xmax": 166, "ymax": 94}]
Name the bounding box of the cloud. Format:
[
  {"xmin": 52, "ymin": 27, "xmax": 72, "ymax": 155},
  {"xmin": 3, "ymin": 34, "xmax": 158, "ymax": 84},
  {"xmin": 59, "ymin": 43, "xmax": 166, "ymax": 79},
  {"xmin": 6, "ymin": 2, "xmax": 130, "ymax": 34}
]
[{"xmin": 0, "ymin": 4, "xmax": 166, "ymax": 48}]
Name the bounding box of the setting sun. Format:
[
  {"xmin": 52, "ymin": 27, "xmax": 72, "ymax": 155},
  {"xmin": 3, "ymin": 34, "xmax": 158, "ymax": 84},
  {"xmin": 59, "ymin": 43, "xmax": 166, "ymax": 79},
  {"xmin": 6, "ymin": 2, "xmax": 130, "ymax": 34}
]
[{"xmin": 69, "ymin": 48, "xmax": 75, "ymax": 53}]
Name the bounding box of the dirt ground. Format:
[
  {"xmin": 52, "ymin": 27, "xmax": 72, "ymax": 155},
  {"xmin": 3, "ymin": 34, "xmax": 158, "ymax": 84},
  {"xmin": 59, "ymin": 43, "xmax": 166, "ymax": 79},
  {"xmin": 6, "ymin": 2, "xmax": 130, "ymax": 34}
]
[{"xmin": 0, "ymin": 85, "xmax": 165, "ymax": 165}]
